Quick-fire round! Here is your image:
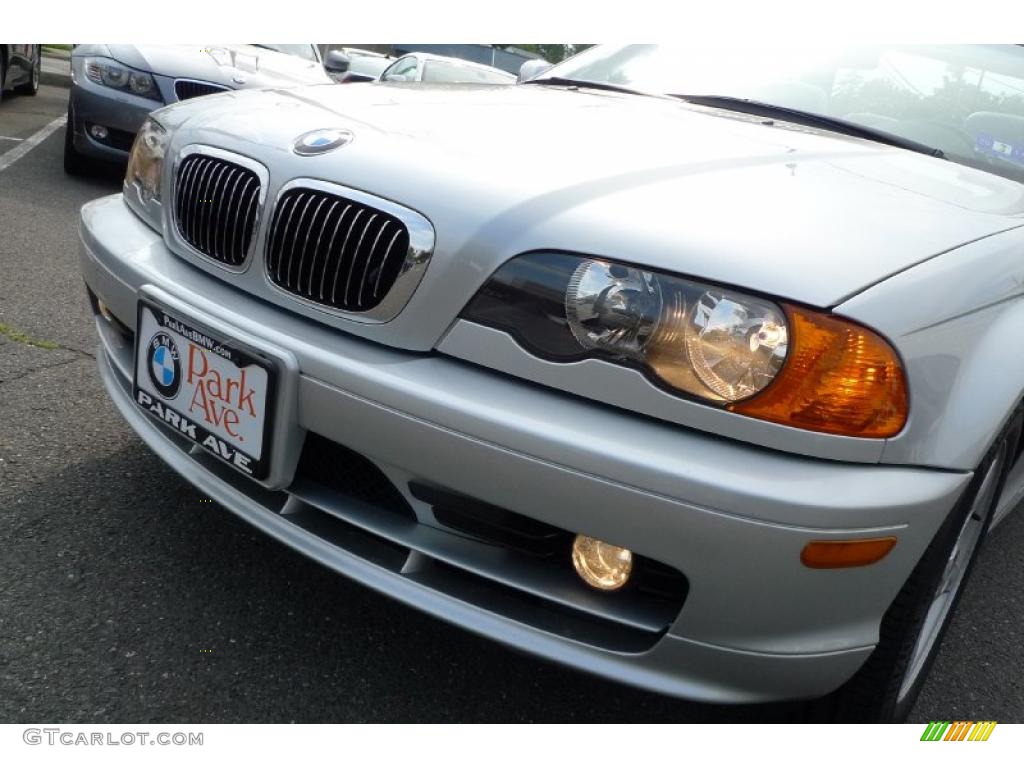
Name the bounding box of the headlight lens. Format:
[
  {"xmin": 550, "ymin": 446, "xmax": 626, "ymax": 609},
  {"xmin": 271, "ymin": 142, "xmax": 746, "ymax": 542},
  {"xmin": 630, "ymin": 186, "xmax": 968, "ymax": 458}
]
[
  {"xmin": 123, "ymin": 117, "xmax": 169, "ymax": 231},
  {"xmin": 683, "ymin": 289, "xmax": 788, "ymax": 401},
  {"xmin": 565, "ymin": 260, "xmax": 665, "ymax": 361},
  {"xmin": 129, "ymin": 71, "xmax": 156, "ymax": 96},
  {"xmin": 84, "ymin": 56, "xmax": 161, "ymax": 101},
  {"xmin": 461, "ymin": 252, "xmax": 907, "ymax": 438}
]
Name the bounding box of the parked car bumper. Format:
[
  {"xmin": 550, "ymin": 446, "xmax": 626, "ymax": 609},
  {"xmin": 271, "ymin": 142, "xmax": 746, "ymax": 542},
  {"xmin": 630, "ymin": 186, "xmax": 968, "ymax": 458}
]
[{"xmin": 78, "ymin": 193, "xmax": 974, "ymax": 704}]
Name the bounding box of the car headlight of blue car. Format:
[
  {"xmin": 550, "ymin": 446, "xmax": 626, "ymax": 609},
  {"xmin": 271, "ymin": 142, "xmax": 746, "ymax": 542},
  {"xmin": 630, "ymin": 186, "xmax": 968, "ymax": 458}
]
[{"xmin": 83, "ymin": 55, "xmax": 161, "ymax": 101}]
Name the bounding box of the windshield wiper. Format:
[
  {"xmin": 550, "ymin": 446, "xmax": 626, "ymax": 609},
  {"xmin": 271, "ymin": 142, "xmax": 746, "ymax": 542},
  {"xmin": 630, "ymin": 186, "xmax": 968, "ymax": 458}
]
[
  {"xmin": 524, "ymin": 76, "xmax": 656, "ymax": 98},
  {"xmin": 672, "ymin": 94, "xmax": 946, "ymax": 159}
]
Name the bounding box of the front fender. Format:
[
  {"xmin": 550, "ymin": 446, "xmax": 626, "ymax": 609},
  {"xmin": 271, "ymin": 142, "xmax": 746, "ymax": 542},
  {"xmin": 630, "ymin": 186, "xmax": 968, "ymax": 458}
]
[{"xmin": 838, "ymin": 223, "xmax": 1024, "ymax": 470}]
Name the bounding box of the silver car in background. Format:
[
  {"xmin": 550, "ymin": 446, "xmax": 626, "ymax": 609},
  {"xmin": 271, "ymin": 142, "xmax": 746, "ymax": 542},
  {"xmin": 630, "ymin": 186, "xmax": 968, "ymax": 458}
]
[
  {"xmin": 379, "ymin": 52, "xmax": 516, "ymax": 84},
  {"xmin": 79, "ymin": 44, "xmax": 1024, "ymax": 722},
  {"xmin": 65, "ymin": 44, "xmax": 338, "ymax": 173},
  {"xmin": 328, "ymin": 48, "xmax": 395, "ymax": 84}
]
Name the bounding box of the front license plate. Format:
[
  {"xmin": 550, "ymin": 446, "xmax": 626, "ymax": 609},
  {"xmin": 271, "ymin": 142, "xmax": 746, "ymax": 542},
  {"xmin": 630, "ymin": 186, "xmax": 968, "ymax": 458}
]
[{"xmin": 133, "ymin": 300, "xmax": 276, "ymax": 480}]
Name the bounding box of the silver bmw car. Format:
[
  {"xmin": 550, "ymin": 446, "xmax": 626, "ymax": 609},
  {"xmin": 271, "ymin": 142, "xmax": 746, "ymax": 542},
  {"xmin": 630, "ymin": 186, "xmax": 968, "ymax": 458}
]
[
  {"xmin": 78, "ymin": 44, "xmax": 1024, "ymax": 722},
  {"xmin": 65, "ymin": 44, "xmax": 337, "ymax": 173}
]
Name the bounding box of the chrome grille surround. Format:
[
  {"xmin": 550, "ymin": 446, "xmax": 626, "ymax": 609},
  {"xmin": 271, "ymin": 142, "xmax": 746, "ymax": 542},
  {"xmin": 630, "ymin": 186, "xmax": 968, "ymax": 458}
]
[
  {"xmin": 174, "ymin": 79, "xmax": 230, "ymax": 101},
  {"xmin": 170, "ymin": 145, "xmax": 269, "ymax": 272},
  {"xmin": 264, "ymin": 179, "xmax": 435, "ymax": 323}
]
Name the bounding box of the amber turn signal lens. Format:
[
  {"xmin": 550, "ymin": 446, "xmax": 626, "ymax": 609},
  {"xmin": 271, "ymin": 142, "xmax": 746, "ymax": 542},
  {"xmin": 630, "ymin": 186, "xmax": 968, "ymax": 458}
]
[
  {"xmin": 730, "ymin": 305, "xmax": 907, "ymax": 438},
  {"xmin": 801, "ymin": 537, "xmax": 897, "ymax": 569}
]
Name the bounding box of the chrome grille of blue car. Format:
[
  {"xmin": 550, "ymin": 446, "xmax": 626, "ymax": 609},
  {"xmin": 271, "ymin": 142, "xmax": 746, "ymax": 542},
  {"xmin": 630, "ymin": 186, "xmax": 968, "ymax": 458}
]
[
  {"xmin": 174, "ymin": 154, "xmax": 261, "ymax": 267},
  {"xmin": 264, "ymin": 187, "xmax": 411, "ymax": 313}
]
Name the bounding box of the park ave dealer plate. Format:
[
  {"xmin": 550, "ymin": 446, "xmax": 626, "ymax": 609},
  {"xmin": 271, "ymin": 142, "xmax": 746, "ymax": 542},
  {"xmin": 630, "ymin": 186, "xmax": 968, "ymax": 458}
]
[{"xmin": 133, "ymin": 300, "xmax": 277, "ymax": 480}]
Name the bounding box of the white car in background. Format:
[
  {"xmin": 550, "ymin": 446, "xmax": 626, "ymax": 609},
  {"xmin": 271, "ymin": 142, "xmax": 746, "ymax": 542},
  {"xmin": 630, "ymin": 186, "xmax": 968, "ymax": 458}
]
[
  {"xmin": 329, "ymin": 49, "xmax": 395, "ymax": 84},
  {"xmin": 379, "ymin": 52, "xmax": 516, "ymax": 84}
]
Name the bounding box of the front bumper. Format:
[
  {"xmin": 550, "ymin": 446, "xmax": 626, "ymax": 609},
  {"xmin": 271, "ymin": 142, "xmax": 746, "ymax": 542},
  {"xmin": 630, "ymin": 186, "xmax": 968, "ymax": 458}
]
[{"xmin": 79, "ymin": 193, "xmax": 973, "ymax": 704}]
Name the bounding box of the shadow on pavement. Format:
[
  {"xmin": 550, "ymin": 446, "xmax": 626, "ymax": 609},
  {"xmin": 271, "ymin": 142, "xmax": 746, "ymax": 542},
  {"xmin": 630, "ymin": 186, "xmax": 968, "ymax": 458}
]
[{"xmin": 0, "ymin": 441, "xmax": 806, "ymax": 723}]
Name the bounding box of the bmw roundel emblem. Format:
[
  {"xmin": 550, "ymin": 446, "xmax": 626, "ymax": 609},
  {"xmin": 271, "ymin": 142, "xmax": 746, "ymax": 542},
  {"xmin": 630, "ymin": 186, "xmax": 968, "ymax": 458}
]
[
  {"xmin": 292, "ymin": 128, "xmax": 354, "ymax": 156},
  {"xmin": 147, "ymin": 332, "xmax": 181, "ymax": 399}
]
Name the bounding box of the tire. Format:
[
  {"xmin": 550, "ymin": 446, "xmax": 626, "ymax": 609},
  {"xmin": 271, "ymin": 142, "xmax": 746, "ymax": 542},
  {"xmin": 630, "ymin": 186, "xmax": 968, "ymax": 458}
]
[
  {"xmin": 63, "ymin": 99, "xmax": 90, "ymax": 175},
  {"xmin": 15, "ymin": 47, "xmax": 40, "ymax": 96},
  {"xmin": 818, "ymin": 408, "xmax": 1022, "ymax": 722}
]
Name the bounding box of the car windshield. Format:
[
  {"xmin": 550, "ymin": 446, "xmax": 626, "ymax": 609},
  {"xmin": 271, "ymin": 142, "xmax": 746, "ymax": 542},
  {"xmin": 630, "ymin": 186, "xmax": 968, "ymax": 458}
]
[
  {"xmin": 544, "ymin": 44, "xmax": 1024, "ymax": 183},
  {"xmin": 252, "ymin": 44, "xmax": 317, "ymax": 62}
]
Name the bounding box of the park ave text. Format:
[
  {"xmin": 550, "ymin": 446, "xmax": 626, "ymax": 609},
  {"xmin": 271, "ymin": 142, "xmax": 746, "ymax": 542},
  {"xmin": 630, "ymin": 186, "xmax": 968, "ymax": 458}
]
[
  {"xmin": 136, "ymin": 341, "xmax": 260, "ymax": 474},
  {"xmin": 185, "ymin": 344, "xmax": 258, "ymax": 432}
]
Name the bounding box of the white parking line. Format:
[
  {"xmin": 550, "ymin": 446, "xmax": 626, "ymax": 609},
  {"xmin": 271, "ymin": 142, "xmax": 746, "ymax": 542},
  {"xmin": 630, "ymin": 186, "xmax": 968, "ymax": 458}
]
[
  {"xmin": 0, "ymin": 135, "xmax": 25, "ymax": 142},
  {"xmin": 0, "ymin": 115, "xmax": 67, "ymax": 173}
]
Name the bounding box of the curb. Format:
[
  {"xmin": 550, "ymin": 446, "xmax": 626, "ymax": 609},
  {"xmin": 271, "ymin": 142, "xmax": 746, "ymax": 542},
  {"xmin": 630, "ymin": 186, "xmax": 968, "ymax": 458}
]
[{"xmin": 41, "ymin": 56, "xmax": 72, "ymax": 89}]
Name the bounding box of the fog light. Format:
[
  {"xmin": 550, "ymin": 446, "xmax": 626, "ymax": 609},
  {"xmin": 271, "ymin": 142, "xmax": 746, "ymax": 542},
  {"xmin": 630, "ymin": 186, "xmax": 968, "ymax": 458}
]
[
  {"xmin": 89, "ymin": 124, "xmax": 109, "ymax": 141},
  {"xmin": 572, "ymin": 535, "xmax": 632, "ymax": 591}
]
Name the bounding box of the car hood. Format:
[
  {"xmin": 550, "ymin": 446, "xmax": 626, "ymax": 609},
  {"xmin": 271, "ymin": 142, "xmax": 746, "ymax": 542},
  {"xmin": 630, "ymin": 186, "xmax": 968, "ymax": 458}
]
[
  {"xmin": 106, "ymin": 44, "xmax": 333, "ymax": 88},
  {"xmin": 157, "ymin": 82, "xmax": 1024, "ymax": 310}
]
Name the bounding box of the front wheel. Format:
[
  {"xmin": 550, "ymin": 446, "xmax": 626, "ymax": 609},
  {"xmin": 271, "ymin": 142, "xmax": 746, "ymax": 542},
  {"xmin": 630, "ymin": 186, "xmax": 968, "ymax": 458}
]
[{"xmin": 822, "ymin": 410, "xmax": 1021, "ymax": 722}]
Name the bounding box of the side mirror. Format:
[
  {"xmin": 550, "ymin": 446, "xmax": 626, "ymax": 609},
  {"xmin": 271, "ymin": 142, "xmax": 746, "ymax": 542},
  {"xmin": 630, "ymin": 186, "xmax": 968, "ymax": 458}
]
[
  {"xmin": 518, "ymin": 59, "xmax": 552, "ymax": 83},
  {"xmin": 384, "ymin": 73, "xmax": 408, "ymax": 82},
  {"xmin": 324, "ymin": 51, "xmax": 351, "ymax": 74}
]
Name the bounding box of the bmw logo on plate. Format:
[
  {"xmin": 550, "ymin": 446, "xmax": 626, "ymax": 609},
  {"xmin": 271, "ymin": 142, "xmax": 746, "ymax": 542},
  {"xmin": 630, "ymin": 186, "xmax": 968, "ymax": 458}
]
[
  {"xmin": 292, "ymin": 128, "xmax": 354, "ymax": 156},
  {"xmin": 147, "ymin": 332, "xmax": 182, "ymax": 399}
]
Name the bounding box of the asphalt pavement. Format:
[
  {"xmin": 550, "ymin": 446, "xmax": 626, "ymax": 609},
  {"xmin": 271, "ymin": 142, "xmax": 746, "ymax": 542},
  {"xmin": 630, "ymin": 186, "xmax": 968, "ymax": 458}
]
[{"xmin": 1, "ymin": 84, "xmax": 1022, "ymax": 723}]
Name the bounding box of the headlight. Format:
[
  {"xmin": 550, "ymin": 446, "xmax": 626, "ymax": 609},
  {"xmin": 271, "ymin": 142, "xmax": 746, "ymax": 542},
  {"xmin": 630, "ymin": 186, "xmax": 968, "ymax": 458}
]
[
  {"xmin": 123, "ymin": 117, "xmax": 169, "ymax": 232},
  {"xmin": 564, "ymin": 259, "xmax": 787, "ymax": 402},
  {"xmin": 461, "ymin": 252, "xmax": 907, "ymax": 438},
  {"xmin": 84, "ymin": 57, "xmax": 162, "ymax": 101}
]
